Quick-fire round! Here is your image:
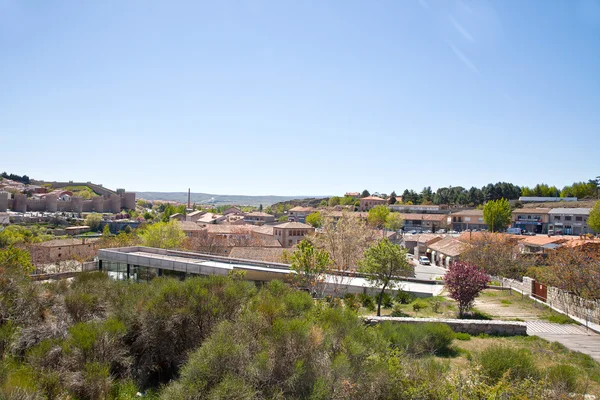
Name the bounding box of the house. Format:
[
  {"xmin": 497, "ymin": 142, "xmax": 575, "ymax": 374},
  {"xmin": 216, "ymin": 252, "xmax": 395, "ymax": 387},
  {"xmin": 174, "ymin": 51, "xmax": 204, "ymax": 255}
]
[
  {"xmin": 512, "ymin": 208, "xmax": 551, "ymax": 234},
  {"xmin": 426, "ymin": 237, "xmax": 464, "ymax": 268},
  {"xmin": 244, "ymin": 212, "xmax": 275, "ymax": 225},
  {"xmin": 222, "ymin": 207, "xmax": 244, "ymax": 216},
  {"xmin": 400, "ymin": 213, "xmax": 449, "ymax": 232},
  {"xmin": 169, "ymin": 213, "xmax": 185, "ymax": 221},
  {"xmin": 179, "ymin": 221, "xmax": 205, "ymax": 238},
  {"xmin": 345, "ymin": 192, "xmax": 360, "ymax": 197},
  {"xmin": 29, "ymin": 238, "xmax": 99, "ymax": 265},
  {"xmin": 186, "ymin": 210, "xmax": 205, "ymax": 222},
  {"xmin": 288, "ymin": 206, "xmax": 316, "ymax": 223},
  {"xmin": 547, "ymin": 208, "xmax": 592, "ymax": 235},
  {"xmin": 404, "ymin": 234, "xmax": 444, "ymax": 256},
  {"xmin": 389, "ymin": 204, "xmax": 448, "ymax": 214},
  {"xmin": 450, "ymin": 210, "xmax": 487, "ymax": 232},
  {"xmin": 518, "ymin": 235, "xmax": 569, "ymax": 254},
  {"xmin": 273, "ymin": 222, "xmax": 315, "ymax": 248},
  {"xmin": 359, "ymin": 196, "xmax": 387, "ymax": 211},
  {"xmin": 196, "ymin": 212, "xmax": 226, "ymax": 224}
]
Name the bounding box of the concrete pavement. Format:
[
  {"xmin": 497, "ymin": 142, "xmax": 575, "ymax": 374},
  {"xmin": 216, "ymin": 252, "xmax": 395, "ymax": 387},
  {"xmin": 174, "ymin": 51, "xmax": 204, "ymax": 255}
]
[{"xmin": 526, "ymin": 321, "xmax": 600, "ymax": 362}]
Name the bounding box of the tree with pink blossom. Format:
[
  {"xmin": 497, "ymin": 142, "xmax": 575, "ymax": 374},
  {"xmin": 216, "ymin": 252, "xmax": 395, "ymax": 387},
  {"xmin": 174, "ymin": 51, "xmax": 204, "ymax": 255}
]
[{"xmin": 444, "ymin": 262, "xmax": 490, "ymax": 318}]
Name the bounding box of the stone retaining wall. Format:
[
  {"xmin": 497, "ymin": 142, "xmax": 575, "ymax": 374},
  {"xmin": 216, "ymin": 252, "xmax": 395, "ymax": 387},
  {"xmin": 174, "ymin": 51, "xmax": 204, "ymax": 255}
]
[
  {"xmin": 365, "ymin": 316, "xmax": 527, "ymax": 336},
  {"xmin": 546, "ymin": 287, "xmax": 600, "ymax": 326},
  {"xmin": 490, "ymin": 275, "xmax": 533, "ymax": 295}
]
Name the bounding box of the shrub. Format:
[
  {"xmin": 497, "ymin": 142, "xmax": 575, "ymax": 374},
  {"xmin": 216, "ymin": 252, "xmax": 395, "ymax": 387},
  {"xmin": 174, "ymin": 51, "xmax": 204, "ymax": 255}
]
[
  {"xmin": 379, "ymin": 322, "xmax": 454, "ymax": 356},
  {"xmin": 342, "ymin": 293, "xmax": 360, "ymax": 311},
  {"xmin": 430, "ymin": 299, "xmax": 442, "ymax": 313},
  {"xmin": 358, "ymin": 293, "xmax": 375, "ymax": 311},
  {"xmin": 479, "ymin": 345, "xmax": 538, "ymax": 383},
  {"xmin": 545, "ymin": 364, "xmax": 580, "ymax": 393},
  {"xmin": 395, "ymin": 290, "xmax": 416, "ymax": 304},
  {"xmin": 376, "ymin": 292, "xmax": 394, "ymax": 309},
  {"xmin": 454, "ymin": 332, "xmax": 471, "ymax": 341},
  {"xmin": 412, "ymin": 300, "xmax": 428, "ymax": 314},
  {"xmin": 544, "ymin": 313, "xmax": 575, "ymax": 324},
  {"xmin": 391, "ymin": 304, "xmax": 409, "ymax": 317}
]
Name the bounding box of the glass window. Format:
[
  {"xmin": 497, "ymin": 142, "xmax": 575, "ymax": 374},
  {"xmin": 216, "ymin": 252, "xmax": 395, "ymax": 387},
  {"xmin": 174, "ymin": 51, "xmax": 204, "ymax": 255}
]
[{"xmin": 565, "ymin": 216, "xmax": 572, "ymax": 221}]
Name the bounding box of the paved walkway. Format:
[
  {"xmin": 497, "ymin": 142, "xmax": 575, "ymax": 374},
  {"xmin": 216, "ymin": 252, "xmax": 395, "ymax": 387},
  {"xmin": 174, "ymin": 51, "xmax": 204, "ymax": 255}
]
[{"xmin": 526, "ymin": 321, "xmax": 600, "ymax": 362}]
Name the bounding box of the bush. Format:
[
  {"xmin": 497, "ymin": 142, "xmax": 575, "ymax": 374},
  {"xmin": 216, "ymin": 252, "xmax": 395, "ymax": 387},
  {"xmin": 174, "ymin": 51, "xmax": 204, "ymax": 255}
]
[
  {"xmin": 395, "ymin": 290, "xmax": 416, "ymax": 304},
  {"xmin": 391, "ymin": 304, "xmax": 409, "ymax": 317},
  {"xmin": 376, "ymin": 292, "xmax": 394, "ymax": 309},
  {"xmin": 454, "ymin": 332, "xmax": 471, "ymax": 341},
  {"xmin": 545, "ymin": 364, "xmax": 580, "ymax": 393},
  {"xmin": 379, "ymin": 322, "xmax": 455, "ymax": 356},
  {"xmin": 358, "ymin": 293, "xmax": 375, "ymax": 311},
  {"xmin": 544, "ymin": 313, "xmax": 575, "ymax": 324},
  {"xmin": 412, "ymin": 300, "xmax": 428, "ymax": 314},
  {"xmin": 479, "ymin": 345, "xmax": 538, "ymax": 383}
]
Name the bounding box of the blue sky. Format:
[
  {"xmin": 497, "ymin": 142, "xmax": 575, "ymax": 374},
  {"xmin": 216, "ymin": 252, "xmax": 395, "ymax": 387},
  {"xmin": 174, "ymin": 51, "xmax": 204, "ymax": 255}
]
[{"xmin": 2, "ymin": 0, "xmax": 599, "ymax": 196}]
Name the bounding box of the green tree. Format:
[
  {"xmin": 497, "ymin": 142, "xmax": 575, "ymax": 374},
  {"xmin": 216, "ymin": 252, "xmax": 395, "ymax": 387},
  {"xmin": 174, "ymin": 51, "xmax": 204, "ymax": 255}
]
[
  {"xmin": 361, "ymin": 189, "xmax": 370, "ymax": 198},
  {"xmin": 328, "ymin": 196, "xmax": 341, "ymax": 207},
  {"xmin": 259, "ymin": 204, "xmax": 263, "ymax": 212},
  {"xmin": 84, "ymin": 213, "xmax": 103, "ymax": 231},
  {"xmin": 318, "ymin": 199, "xmax": 327, "ymax": 207},
  {"xmin": 140, "ymin": 220, "xmax": 186, "ymax": 249},
  {"xmin": 278, "ymin": 215, "xmax": 289, "ymax": 222},
  {"xmin": 102, "ymin": 224, "xmax": 111, "ymax": 238},
  {"xmin": 290, "ymin": 240, "xmax": 331, "ymax": 298},
  {"xmin": 305, "ymin": 212, "xmax": 322, "ymax": 228},
  {"xmin": 359, "ymin": 239, "xmax": 414, "ymax": 316},
  {"xmin": 340, "ymin": 196, "xmax": 356, "ymax": 206},
  {"xmin": 483, "ymin": 198, "xmax": 512, "ymax": 233},
  {"xmin": 589, "ymin": 200, "xmax": 600, "ymax": 233},
  {"xmin": 367, "ymin": 205, "xmax": 390, "ymax": 229},
  {"xmin": 385, "ymin": 213, "xmax": 404, "ymax": 232}
]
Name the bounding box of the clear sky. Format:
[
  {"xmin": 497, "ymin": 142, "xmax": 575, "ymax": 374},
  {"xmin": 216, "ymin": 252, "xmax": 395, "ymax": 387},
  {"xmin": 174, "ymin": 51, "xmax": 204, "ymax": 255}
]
[{"xmin": 2, "ymin": 0, "xmax": 599, "ymax": 196}]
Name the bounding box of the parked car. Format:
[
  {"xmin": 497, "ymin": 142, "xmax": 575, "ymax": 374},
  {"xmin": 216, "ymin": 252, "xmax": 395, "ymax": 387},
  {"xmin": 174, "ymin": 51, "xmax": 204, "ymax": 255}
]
[
  {"xmin": 419, "ymin": 256, "xmax": 431, "ymax": 265},
  {"xmin": 437, "ymin": 229, "xmax": 446, "ymax": 234},
  {"xmin": 407, "ymin": 254, "xmax": 414, "ymax": 260}
]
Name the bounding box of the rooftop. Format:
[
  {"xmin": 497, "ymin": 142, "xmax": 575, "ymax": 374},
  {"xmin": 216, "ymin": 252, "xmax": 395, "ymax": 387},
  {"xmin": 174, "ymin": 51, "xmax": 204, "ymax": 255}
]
[
  {"xmin": 450, "ymin": 209, "xmax": 484, "ymax": 217},
  {"xmin": 35, "ymin": 238, "xmax": 100, "ymax": 247},
  {"xmin": 427, "ymin": 237, "xmax": 464, "ymax": 257},
  {"xmin": 548, "ymin": 208, "xmax": 591, "ymax": 215},
  {"xmin": 361, "ymin": 196, "xmax": 386, "ymax": 201},
  {"xmin": 274, "ymin": 221, "xmax": 314, "ymax": 229}
]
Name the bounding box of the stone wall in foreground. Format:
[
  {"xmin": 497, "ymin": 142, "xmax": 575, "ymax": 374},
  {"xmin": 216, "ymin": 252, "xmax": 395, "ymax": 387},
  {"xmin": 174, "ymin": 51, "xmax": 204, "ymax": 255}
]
[{"xmin": 364, "ymin": 316, "xmax": 527, "ymax": 336}]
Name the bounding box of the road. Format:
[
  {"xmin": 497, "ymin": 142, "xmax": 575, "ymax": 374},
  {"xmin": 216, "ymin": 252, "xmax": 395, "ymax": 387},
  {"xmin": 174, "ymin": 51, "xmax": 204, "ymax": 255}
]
[{"xmin": 412, "ymin": 260, "xmax": 447, "ymax": 281}]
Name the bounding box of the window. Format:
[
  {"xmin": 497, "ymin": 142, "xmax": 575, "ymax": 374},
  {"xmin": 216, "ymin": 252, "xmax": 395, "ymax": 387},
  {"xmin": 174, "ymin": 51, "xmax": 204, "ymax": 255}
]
[
  {"xmin": 576, "ymin": 216, "xmax": 583, "ymax": 222},
  {"xmin": 527, "ymin": 215, "xmax": 532, "ymax": 220},
  {"xmin": 565, "ymin": 216, "xmax": 572, "ymax": 221},
  {"xmin": 554, "ymin": 216, "xmax": 561, "ymax": 221},
  {"xmin": 288, "ymin": 240, "xmax": 292, "ymax": 246}
]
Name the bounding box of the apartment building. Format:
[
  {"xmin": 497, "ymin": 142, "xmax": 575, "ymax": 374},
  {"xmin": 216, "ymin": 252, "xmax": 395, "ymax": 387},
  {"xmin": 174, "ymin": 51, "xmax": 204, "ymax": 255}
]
[
  {"xmin": 547, "ymin": 208, "xmax": 592, "ymax": 235},
  {"xmin": 288, "ymin": 206, "xmax": 316, "ymax": 223},
  {"xmin": 450, "ymin": 210, "xmax": 487, "ymax": 231},
  {"xmin": 359, "ymin": 196, "xmax": 387, "ymax": 211},
  {"xmin": 511, "ymin": 208, "xmax": 551, "ymax": 234},
  {"xmin": 273, "ymin": 222, "xmax": 315, "ymax": 248}
]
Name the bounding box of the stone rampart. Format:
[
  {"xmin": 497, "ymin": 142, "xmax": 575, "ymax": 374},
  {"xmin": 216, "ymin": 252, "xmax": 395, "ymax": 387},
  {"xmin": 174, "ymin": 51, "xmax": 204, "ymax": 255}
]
[{"xmin": 364, "ymin": 316, "xmax": 527, "ymax": 336}]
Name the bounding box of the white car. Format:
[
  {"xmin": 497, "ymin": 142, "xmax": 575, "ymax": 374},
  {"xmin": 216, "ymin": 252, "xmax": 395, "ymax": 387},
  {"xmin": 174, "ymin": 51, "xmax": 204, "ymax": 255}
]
[{"xmin": 419, "ymin": 256, "xmax": 431, "ymax": 265}]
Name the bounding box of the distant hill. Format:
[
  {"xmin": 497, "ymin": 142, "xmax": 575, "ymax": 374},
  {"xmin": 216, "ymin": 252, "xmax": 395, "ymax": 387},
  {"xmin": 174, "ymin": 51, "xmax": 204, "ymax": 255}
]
[{"xmin": 136, "ymin": 192, "xmax": 327, "ymax": 207}]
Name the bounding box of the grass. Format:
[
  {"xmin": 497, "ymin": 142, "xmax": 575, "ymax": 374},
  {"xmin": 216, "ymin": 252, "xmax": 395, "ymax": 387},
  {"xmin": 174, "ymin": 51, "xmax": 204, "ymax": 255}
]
[
  {"xmin": 541, "ymin": 312, "xmax": 576, "ymax": 324},
  {"xmin": 442, "ymin": 335, "xmax": 600, "ymax": 395},
  {"xmin": 500, "ymin": 299, "xmax": 512, "ymax": 305}
]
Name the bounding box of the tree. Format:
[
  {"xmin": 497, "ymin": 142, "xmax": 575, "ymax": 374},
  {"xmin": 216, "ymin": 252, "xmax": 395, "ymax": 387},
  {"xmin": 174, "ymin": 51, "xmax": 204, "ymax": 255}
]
[
  {"xmin": 459, "ymin": 232, "xmax": 534, "ymax": 279},
  {"xmin": 359, "ymin": 239, "xmax": 413, "ymax": 316},
  {"xmin": 259, "ymin": 204, "xmax": 263, "ymax": 212},
  {"xmin": 318, "ymin": 199, "xmax": 328, "ymax": 207},
  {"xmin": 444, "ymin": 262, "xmax": 489, "ymax": 317},
  {"xmin": 541, "ymin": 246, "xmax": 600, "ymax": 299},
  {"xmin": 102, "ymin": 224, "xmax": 111, "ymax": 238},
  {"xmin": 483, "ymin": 198, "xmax": 512, "ymax": 232},
  {"xmin": 290, "ymin": 240, "xmax": 331, "ymax": 298},
  {"xmin": 278, "ymin": 215, "xmax": 289, "ymax": 222},
  {"xmin": 385, "ymin": 213, "xmax": 404, "ymax": 232},
  {"xmin": 367, "ymin": 205, "xmax": 390, "ymax": 229},
  {"xmin": 361, "ymin": 190, "xmax": 370, "ymax": 198},
  {"xmin": 305, "ymin": 212, "xmax": 323, "ymax": 228},
  {"xmin": 328, "ymin": 196, "xmax": 341, "ymax": 207},
  {"xmin": 84, "ymin": 213, "xmax": 103, "ymax": 231},
  {"xmin": 140, "ymin": 220, "xmax": 186, "ymax": 249},
  {"xmin": 589, "ymin": 200, "xmax": 600, "ymax": 233},
  {"xmin": 388, "ymin": 196, "xmax": 397, "ymax": 204},
  {"xmin": 313, "ymin": 211, "xmax": 376, "ymax": 293}
]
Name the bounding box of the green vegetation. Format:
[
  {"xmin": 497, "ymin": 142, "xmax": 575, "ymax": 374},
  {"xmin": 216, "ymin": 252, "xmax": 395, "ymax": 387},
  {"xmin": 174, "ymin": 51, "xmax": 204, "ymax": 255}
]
[
  {"xmin": 305, "ymin": 211, "xmax": 322, "ymax": 228},
  {"xmin": 589, "ymin": 199, "xmax": 600, "ymax": 233},
  {"xmin": 483, "ymin": 198, "xmax": 512, "ymax": 232},
  {"xmin": 139, "ymin": 220, "xmax": 186, "ymax": 249},
  {"xmin": 0, "ymin": 225, "xmax": 53, "ymax": 248},
  {"xmin": 61, "ymin": 185, "xmax": 100, "ymax": 199},
  {"xmin": 359, "ymin": 239, "xmax": 414, "ymax": 316},
  {"xmin": 478, "ymin": 344, "xmax": 538, "ymax": 383},
  {"xmin": 84, "ymin": 213, "xmax": 103, "ymax": 231}
]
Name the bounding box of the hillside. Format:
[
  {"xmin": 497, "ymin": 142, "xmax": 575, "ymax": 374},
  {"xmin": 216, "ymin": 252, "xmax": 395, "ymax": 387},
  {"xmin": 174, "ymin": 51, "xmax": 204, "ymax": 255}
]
[{"xmin": 136, "ymin": 191, "xmax": 327, "ymax": 207}]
